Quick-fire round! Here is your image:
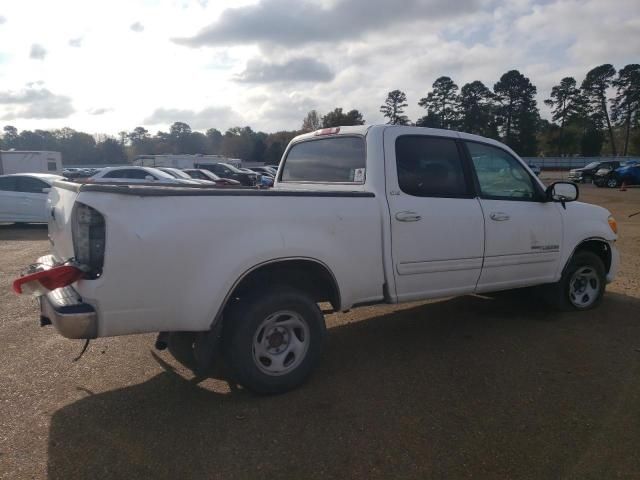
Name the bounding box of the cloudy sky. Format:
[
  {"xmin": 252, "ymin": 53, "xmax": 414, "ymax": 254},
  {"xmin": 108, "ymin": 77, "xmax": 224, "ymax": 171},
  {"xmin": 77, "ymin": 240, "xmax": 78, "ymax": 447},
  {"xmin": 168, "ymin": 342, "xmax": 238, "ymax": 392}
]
[{"xmin": 0, "ymin": 0, "xmax": 638, "ymax": 135}]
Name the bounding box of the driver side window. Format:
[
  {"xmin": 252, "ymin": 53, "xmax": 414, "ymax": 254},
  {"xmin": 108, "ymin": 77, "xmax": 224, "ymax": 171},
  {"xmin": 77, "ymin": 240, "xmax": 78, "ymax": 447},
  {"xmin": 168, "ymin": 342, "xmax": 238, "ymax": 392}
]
[{"xmin": 467, "ymin": 142, "xmax": 536, "ymax": 200}]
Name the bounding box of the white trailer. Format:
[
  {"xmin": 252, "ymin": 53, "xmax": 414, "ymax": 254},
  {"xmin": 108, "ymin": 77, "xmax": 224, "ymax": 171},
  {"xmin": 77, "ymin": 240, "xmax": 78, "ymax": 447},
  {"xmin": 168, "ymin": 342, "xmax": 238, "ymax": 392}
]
[
  {"xmin": 0, "ymin": 151, "xmax": 62, "ymax": 175},
  {"xmin": 133, "ymin": 154, "xmax": 242, "ymax": 169}
]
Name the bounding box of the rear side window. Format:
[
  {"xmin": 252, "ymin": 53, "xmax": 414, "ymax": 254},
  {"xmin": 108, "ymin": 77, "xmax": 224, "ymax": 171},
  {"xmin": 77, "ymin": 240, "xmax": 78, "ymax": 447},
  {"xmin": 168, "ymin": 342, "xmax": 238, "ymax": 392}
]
[
  {"xmin": 17, "ymin": 176, "xmax": 48, "ymax": 193},
  {"xmin": 124, "ymin": 169, "xmax": 153, "ymax": 179},
  {"xmin": 104, "ymin": 169, "xmax": 149, "ymax": 179},
  {"xmin": 102, "ymin": 170, "xmax": 124, "ymax": 179},
  {"xmin": 281, "ymin": 136, "xmax": 366, "ymax": 183},
  {"xmin": 0, "ymin": 177, "xmax": 18, "ymax": 191},
  {"xmin": 395, "ymin": 136, "xmax": 469, "ymax": 197}
]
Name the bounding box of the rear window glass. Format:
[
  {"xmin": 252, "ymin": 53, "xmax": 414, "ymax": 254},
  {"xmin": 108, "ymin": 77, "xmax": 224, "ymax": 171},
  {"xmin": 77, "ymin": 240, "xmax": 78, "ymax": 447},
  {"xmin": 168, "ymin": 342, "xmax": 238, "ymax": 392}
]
[{"xmin": 281, "ymin": 136, "xmax": 366, "ymax": 183}]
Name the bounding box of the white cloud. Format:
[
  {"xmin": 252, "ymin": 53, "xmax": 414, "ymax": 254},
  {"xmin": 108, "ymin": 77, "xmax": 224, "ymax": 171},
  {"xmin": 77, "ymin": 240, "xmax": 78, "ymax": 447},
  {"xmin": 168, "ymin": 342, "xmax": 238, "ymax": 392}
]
[
  {"xmin": 236, "ymin": 57, "xmax": 334, "ymax": 83},
  {"xmin": 144, "ymin": 106, "xmax": 243, "ymax": 130},
  {"xmin": 29, "ymin": 43, "xmax": 47, "ymax": 60},
  {"xmin": 130, "ymin": 21, "xmax": 144, "ymax": 33},
  {"xmin": 0, "ymin": 0, "xmax": 637, "ymax": 134},
  {"xmin": 0, "ymin": 86, "xmax": 74, "ymax": 119}
]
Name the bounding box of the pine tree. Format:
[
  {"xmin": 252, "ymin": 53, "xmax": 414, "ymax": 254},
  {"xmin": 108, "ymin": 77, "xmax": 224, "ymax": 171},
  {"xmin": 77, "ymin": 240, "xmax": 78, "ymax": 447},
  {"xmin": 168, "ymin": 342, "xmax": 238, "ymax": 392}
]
[
  {"xmin": 458, "ymin": 81, "xmax": 497, "ymax": 138},
  {"xmin": 582, "ymin": 64, "xmax": 617, "ymax": 155},
  {"xmin": 611, "ymin": 64, "xmax": 640, "ymax": 156},
  {"xmin": 418, "ymin": 76, "xmax": 460, "ymax": 129},
  {"xmin": 544, "ymin": 77, "xmax": 581, "ymax": 155},
  {"xmin": 493, "ymin": 70, "xmax": 539, "ymax": 155},
  {"xmin": 380, "ymin": 90, "xmax": 409, "ymax": 125}
]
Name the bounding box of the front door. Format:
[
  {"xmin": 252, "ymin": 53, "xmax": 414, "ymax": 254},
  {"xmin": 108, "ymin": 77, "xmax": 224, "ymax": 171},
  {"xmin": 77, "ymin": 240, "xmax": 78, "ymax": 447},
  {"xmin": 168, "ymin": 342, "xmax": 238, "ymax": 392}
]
[
  {"xmin": 384, "ymin": 128, "xmax": 485, "ymax": 302},
  {"xmin": 464, "ymin": 141, "xmax": 563, "ymax": 291}
]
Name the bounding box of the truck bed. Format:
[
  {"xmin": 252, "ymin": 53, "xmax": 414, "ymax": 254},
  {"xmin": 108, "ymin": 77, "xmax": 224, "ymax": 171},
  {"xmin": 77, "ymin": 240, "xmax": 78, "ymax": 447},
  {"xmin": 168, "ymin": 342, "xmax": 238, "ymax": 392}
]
[{"xmin": 48, "ymin": 180, "xmax": 386, "ymax": 337}]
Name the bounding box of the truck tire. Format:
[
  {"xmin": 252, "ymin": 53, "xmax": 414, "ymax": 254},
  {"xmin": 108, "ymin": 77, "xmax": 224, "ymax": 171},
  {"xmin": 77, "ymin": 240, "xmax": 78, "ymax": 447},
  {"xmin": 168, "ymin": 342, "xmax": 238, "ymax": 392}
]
[
  {"xmin": 223, "ymin": 287, "xmax": 326, "ymax": 394},
  {"xmin": 545, "ymin": 251, "xmax": 606, "ymax": 311}
]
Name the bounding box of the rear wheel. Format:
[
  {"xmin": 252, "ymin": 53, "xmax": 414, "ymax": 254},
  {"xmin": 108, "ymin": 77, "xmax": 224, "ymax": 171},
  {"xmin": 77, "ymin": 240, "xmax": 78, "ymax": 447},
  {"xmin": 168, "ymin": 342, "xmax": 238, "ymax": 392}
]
[
  {"xmin": 223, "ymin": 287, "xmax": 326, "ymax": 394},
  {"xmin": 545, "ymin": 251, "xmax": 606, "ymax": 311},
  {"xmin": 606, "ymin": 177, "xmax": 619, "ymax": 188}
]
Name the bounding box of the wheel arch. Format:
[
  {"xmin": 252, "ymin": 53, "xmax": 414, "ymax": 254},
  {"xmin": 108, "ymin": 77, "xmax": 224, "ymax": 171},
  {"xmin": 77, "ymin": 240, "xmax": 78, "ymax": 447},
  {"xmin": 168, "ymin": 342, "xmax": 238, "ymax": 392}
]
[
  {"xmin": 563, "ymin": 237, "xmax": 612, "ymax": 276},
  {"xmin": 213, "ymin": 257, "xmax": 341, "ymax": 327}
]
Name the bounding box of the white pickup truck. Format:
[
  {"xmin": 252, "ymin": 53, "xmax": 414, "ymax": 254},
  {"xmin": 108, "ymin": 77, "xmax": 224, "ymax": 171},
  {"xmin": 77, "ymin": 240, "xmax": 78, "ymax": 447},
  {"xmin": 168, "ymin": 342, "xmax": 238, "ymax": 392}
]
[{"xmin": 15, "ymin": 125, "xmax": 619, "ymax": 393}]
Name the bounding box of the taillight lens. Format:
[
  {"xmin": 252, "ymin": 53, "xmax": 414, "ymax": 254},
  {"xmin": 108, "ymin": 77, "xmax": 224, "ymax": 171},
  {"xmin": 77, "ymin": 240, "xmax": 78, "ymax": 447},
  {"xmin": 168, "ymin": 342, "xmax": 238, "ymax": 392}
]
[
  {"xmin": 13, "ymin": 265, "xmax": 84, "ymax": 296},
  {"xmin": 72, "ymin": 203, "xmax": 105, "ymax": 278}
]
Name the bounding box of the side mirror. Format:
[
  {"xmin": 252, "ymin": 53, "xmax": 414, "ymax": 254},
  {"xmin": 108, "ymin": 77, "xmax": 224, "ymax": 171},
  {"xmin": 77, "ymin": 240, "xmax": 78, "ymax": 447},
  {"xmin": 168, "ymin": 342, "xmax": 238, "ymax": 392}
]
[
  {"xmin": 546, "ymin": 181, "xmax": 578, "ymax": 209},
  {"xmin": 41, "ymin": 187, "xmax": 51, "ymax": 193},
  {"xmin": 144, "ymin": 175, "xmax": 155, "ymax": 181}
]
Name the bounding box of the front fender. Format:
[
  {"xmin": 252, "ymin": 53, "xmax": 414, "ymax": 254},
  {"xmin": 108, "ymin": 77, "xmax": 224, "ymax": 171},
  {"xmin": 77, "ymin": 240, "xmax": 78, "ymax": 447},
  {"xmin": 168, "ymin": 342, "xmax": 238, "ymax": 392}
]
[{"xmin": 555, "ymin": 201, "xmax": 617, "ymax": 280}]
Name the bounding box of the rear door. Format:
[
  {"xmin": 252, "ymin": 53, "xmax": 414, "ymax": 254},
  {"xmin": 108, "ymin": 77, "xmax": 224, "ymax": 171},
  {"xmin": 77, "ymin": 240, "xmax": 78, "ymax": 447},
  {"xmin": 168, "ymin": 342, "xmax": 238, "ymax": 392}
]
[
  {"xmin": 384, "ymin": 128, "xmax": 485, "ymax": 301},
  {"xmin": 464, "ymin": 141, "xmax": 562, "ymax": 291}
]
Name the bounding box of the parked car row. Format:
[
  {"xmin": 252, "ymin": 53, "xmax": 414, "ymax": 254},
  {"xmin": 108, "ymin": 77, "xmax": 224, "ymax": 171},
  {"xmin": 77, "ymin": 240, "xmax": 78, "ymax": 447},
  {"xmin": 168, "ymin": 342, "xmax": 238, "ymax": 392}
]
[
  {"xmin": 0, "ymin": 164, "xmax": 280, "ymax": 223},
  {"xmin": 568, "ymin": 161, "xmax": 621, "ymax": 184}
]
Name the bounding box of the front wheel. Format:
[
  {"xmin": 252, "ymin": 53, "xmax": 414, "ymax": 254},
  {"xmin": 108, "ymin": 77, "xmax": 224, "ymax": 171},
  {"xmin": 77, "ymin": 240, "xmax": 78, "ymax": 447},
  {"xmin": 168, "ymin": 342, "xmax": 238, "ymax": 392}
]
[
  {"xmin": 223, "ymin": 287, "xmax": 326, "ymax": 394},
  {"xmin": 544, "ymin": 251, "xmax": 606, "ymax": 311}
]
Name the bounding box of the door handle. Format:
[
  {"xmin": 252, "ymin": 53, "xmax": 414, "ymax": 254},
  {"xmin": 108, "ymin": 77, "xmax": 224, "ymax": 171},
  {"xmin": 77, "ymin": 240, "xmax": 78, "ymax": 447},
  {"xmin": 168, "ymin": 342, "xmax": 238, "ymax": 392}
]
[
  {"xmin": 395, "ymin": 211, "xmax": 422, "ymax": 222},
  {"xmin": 490, "ymin": 212, "xmax": 510, "ymax": 221}
]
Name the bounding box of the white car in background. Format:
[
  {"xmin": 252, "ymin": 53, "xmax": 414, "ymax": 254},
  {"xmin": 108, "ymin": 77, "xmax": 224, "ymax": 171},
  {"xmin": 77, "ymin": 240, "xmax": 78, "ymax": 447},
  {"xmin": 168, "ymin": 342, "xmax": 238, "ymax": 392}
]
[
  {"xmin": 156, "ymin": 167, "xmax": 212, "ymax": 185},
  {"xmin": 88, "ymin": 166, "xmax": 191, "ymax": 184},
  {"xmin": 0, "ymin": 173, "xmax": 63, "ymax": 223}
]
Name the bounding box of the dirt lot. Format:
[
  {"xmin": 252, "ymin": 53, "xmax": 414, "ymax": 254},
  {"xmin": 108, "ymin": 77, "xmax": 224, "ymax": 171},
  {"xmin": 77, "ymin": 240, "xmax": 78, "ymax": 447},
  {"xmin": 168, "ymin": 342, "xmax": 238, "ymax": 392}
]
[{"xmin": 1, "ymin": 182, "xmax": 639, "ymax": 479}]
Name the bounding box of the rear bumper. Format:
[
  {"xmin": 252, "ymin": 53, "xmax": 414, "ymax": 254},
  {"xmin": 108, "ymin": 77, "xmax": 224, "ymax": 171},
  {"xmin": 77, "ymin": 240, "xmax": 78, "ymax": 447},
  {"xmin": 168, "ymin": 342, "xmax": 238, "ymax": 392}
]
[
  {"xmin": 35, "ymin": 254, "xmax": 98, "ymax": 339},
  {"xmin": 40, "ymin": 287, "xmax": 97, "ymax": 339}
]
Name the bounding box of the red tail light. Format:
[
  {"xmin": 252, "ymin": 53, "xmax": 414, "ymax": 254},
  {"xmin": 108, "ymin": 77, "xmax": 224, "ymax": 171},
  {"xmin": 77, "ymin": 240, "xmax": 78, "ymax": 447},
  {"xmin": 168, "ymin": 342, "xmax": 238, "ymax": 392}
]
[{"xmin": 13, "ymin": 265, "xmax": 84, "ymax": 296}]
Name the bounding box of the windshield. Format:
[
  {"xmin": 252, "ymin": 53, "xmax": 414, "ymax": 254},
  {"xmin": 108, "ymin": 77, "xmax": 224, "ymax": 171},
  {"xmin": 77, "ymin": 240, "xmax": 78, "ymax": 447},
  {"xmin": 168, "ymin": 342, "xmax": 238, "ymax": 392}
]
[{"xmin": 584, "ymin": 162, "xmax": 600, "ymax": 169}]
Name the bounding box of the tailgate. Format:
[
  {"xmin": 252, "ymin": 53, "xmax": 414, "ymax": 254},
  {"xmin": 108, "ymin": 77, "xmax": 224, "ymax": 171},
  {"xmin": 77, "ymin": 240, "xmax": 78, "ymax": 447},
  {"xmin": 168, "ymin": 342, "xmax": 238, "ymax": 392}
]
[{"xmin": 47, "ymin": 183, "xmax": 79, "ymax": 262}]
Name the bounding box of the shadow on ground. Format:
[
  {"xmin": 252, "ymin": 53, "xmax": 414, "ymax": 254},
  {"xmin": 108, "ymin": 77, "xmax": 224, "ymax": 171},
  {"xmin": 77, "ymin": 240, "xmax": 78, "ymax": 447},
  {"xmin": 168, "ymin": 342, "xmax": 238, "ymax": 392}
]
[
  {"xmin": 0, "ymin": 223, "xmax": 48, "ymax": 241},
  {"xmin": 47, "ymin": 293, "xmax": 640, "ymax": 479}
]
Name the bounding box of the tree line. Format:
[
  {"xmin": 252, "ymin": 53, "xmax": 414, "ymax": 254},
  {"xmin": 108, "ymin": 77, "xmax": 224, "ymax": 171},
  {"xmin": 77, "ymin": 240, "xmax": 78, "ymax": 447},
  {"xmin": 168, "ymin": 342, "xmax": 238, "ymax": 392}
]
[
  {"xmin": 378, "ymin": 64, "xmax": 640, "ymax": 157},
  {"xmin": 1, "ymin": 63, "xmax": 638, "ymax": 164}
]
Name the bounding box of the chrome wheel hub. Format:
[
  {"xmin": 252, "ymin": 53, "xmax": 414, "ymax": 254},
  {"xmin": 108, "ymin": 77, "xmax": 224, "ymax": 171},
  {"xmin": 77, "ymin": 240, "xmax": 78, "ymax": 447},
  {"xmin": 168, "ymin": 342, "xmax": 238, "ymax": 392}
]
[
  {"xmin": 252, "ymin": 310, "xmax": 309, "ymax": 376},
  {"xmin": 569, "ymin": 266, "xmax": 600, "ymax": 308}
]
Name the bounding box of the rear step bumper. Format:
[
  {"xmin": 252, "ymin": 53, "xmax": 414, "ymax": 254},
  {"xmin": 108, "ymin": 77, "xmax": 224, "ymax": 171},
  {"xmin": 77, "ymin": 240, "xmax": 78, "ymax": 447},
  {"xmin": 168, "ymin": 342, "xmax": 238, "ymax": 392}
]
[
  {"xmin": 35, "ymin": 255, "xmax": 97, "ymax": 339},
  {"xmin": 40, "ymin": 287, "xmax": 97, "ymax": 339}
]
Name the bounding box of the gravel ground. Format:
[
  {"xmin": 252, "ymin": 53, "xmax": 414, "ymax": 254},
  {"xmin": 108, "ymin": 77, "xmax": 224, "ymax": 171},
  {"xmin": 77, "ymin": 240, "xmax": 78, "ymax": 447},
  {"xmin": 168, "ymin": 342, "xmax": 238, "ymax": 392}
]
[{"xmin": 1, "ymin": 183, "xmax": 639, "ymax": 479}]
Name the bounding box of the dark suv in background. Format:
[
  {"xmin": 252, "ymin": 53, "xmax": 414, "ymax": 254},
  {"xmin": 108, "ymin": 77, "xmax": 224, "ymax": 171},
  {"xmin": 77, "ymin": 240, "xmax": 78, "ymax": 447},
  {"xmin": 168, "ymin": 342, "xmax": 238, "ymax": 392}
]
[{"xmin": 568, "ymin": 161, "xmax": 620, "ymax": 183}]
